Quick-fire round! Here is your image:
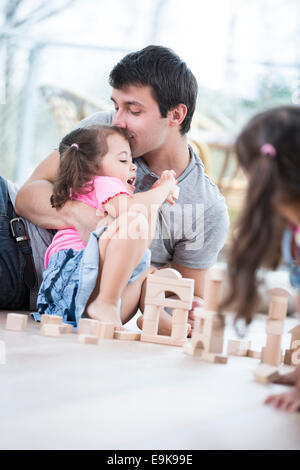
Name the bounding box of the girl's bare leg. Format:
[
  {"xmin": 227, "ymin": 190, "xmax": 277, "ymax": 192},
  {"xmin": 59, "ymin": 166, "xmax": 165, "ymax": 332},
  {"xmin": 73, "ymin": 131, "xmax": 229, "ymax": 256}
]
[{"xmin": 86, "ymin": 213, "xmax": 148, "ymax": 327}]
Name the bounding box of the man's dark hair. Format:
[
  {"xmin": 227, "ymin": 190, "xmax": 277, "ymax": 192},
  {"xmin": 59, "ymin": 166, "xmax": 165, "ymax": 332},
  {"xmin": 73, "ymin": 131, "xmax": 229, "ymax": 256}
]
[{"xmin": 109, "ymin": 45, "xmax": 198, "ymax": 135}]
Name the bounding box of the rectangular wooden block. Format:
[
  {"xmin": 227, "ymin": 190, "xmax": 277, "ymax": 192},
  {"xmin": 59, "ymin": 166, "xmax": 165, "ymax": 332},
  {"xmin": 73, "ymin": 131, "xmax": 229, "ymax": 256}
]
[
  {"xmin": 78, "ymin": 334, "xmax": 99, "ymax": 345},
  {"xmin": 98, "ymin": 323, "xmax": 115, "ymax": 339},
  {"xmin": 172, "ymin": 308, "xmax": 188, "ymax": 325},
  {"xmin": 266, "ymin": 319, "xmax": 284, "ymax": 335},
  {"xmin": 145, "ymin": 296, "xmax": 191, "ymax": 310},
  {"xmin": 6, "ymin": 313, "xmax": 28, "ymax": 331},
  {"xmin": 184, "ymin": 342, "xmax": 199, "ymax": 356},
  {"xmin": 141, "ymin": 333, "xmax": 185, "ymax": 347},
  {"xmin": 171, "ymin": 323, "xmax": 189, "ymax": 340},
  {"xmin": 77, "ymin": 318, "xmax": 100, "ymax": 336},
  {"xmin": 227, "ymin": 339, "xmax": 251, "ymax": 357},
  {"xmin": 200, "ymin": 351, "xmax": 228, "ymax": 364},
  {"xmin": 268, "ymin": 297, "xmax": 288, "ymax": 320},
  {"xmin": 40, "ymin": 324, "xmax": 61, "ymax": 337},
  {"xmin": 142, "ymin": 318, "xmax": 159, "ymax": 335},
  {"xmin": 143, "ymin": 304, "xmax": 160, "ymax": 321},
  {"xmin": 247, "ymin": 349, "xmax": 262, "ymax": 359},
  {"xmin": 40, "ymin": 314, "xmax": 62, "ymax": 326},
  {"xmin": 253, "ymin": 364, "xmax": 280, "ymax": 384},
  {"xmin": 261, "ymin": 345, "xmax": 282, "ymax": 367},
  {"xmin": 114, "ymin": 330, "xmax": 141, "ymax": 341},
  {"xmin": 184, "ymin": 342, "xmax": 227, "ymax": 363}
]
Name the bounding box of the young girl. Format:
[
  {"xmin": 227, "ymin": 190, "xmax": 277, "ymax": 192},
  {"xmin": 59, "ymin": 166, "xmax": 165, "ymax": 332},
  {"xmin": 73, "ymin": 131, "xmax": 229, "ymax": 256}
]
[
  {"xmin": 222, "ymin": 105, "xmax": 300, "ymax": 412},
  {"xmin": 37, "ymin": 125, "xmax": 178, "ymax": 329}
]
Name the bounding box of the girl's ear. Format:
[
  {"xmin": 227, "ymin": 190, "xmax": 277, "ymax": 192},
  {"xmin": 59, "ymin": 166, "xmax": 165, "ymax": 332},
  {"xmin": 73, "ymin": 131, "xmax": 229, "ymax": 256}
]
[{"xmin": 167, "ymin": 104, "xmax": 187, "ymax": 128}]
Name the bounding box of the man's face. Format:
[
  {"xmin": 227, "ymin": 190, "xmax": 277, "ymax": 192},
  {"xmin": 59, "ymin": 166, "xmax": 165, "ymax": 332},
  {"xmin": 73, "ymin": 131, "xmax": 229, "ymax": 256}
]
[{"xmin": 111, "ymin": 85, "xmax": 169, "ymax": 158}]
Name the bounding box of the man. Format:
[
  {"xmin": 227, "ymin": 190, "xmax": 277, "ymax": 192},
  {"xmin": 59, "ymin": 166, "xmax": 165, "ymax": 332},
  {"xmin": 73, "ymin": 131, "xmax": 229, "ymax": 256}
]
[{"xmin": 2, "ymin": 45, "xmax": 229, "ymax": 317}]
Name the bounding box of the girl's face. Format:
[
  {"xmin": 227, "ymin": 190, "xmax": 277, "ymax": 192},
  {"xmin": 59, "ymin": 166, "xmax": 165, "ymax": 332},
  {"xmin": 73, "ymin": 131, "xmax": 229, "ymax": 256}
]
[
  {"xmin": 98, "ymin": 133, "xmax": 137, "ymax": 193},
  {"xmin": 277, "ymin": 200, "xmax": 300, "ymax": 227}
]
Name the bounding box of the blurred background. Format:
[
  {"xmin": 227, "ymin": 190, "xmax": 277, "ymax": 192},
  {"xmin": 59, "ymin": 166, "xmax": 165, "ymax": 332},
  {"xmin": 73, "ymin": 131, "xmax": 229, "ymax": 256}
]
[{"xmin": 0, "ymin": 0, "xmax": 300, "ymax": 228}]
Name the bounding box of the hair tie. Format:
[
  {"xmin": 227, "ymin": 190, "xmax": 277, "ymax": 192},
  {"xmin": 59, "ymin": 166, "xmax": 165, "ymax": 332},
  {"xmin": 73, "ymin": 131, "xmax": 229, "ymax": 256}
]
[
  {"xmin": 260, "ymin": 143, "xmax": 276, "ymax": 158},
  {"xmin": 70, "ymin": 143, "xmax": 79, "ymax": 150}
]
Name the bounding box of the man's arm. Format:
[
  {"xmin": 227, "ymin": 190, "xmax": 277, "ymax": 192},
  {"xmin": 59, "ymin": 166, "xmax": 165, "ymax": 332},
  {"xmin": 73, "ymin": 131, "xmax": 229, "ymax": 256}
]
[{"xmin": 15, "ymin": 150, "xmax": 100, "ymax": 244}]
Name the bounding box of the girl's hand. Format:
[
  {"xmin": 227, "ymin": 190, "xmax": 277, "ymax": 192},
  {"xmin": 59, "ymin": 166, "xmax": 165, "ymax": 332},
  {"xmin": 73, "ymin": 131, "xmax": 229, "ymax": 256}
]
[{"xmin": 151, "ymin": 170, "xmax": 179, "ymax": 205}]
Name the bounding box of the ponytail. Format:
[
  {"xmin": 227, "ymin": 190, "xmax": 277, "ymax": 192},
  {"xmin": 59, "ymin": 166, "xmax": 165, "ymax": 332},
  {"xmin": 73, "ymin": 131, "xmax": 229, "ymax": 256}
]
[
  {"xmin": 220, "ymin": 155, "xmax": 284, "ymax": 327},
  {"xmin": 51, "ymin": 144, "xmax": 95, "ymax": 209}
]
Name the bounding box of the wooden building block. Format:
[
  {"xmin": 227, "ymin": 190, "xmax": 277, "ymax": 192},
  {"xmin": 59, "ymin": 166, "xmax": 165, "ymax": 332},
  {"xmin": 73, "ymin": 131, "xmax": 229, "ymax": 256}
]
[
  {"xmin": 40, "ymin": 314, "xmax": 62, "ymax": 326},
  {"xmin": 153, "ymin": 268, "xmax": 182, "ymax": 279},
  {"xmin": 141, "ymin": 333, "xmax": 186, "ymax": 347},
  {"xmin": 183, "ymin": 342, "xmax": 227, "ymax": 363},
  {"xmin": 145, "ymin": 296, "xmax": 192, "ymax": 310},
  {"xmin": 283, "ymin": 349, "xmax": 292, "ymax": 365},
  {"xmin": 172, "ymin": 308, "xmax": 188, "ymax": 325},
  {"xmin": 142, "ymin": 318, "xmax": 159, "ymax": 335},
  {"xmin": 77, "ymin": 318, "xmax": 100, "ymax": 336},
  {"xmin": 203, "ymin": 269, "xmax": 225, "ymax": 312},
  {"xmin": 266, "ymin": 319, "xmax": 284, "ymax": 335},
  {"xmin": 97, "ymin": 323, "xmax": 115, "ymax": 339},
  {"xmin": 247, "ymin": 349, "xmax": 262, "ymax": 359},
  {"xmin": 114, "ymin": 330, "xmax": 141, "ymax": 341},
  {"xmin": 262, "ymin": 334, "xmax": 282, "ymax": 366},
  {"xmin": 78, "ymin": 334, "xmax": 98, "ymax": 345},
  {"xmin": 58, "ymin": 324, "xmax": 74, "ymax": 334},
  {"xmin": 200, "ymin": 351, "xmax": 228, "ymax": 364},
  {"xmin": 40, "ymin": 324, "xmax": 61, "ymax": 337},
  {"xmin": 227, "ymin": 339, "xmax": 251, "ymax": 357},
  {"xmin": 183, "ymin": 342, "xmax": 196, "ymax": 356},
  {"xmin": 146, "ymin": 275, "xmax": 194, "ymax": 305},
  {"xmin": 143, "ymin": 304, "xmax": 160, "ymax": 321},
  {"xmin": 5, "ymin": 313, "xmax": 28, "ymax": 331},
  {"xmin": 253, "ymin": 364, "xmax": 280, "ymax": 385},
  {"xmin": 268, "ymin": 297, "xmax": 288, "ymax": 320},
  {"xmin": 289, "ymin": 325, "xmax": 300, "ymax": 346},
  {"xmin": 171, "ymin": 323, "xmax": 189, "ymax": 340},
  {"xmin": 267, "ymin": 287, "xmax": 292, "ymax": 298}
]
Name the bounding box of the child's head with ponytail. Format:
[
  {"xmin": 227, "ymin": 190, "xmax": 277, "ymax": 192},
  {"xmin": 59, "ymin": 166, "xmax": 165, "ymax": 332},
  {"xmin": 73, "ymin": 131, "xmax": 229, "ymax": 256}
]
[
  {"xmin": 221, "ymin": 105, "xmax": 300, "ymax": 327},
  {"xmin": 51, "ymin": 125, "xmax": 130, "ymax": 209}
]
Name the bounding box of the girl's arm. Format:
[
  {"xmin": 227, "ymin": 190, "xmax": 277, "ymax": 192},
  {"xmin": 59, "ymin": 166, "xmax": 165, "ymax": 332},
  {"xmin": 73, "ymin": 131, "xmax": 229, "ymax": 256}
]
[{"xmin": 103, "ymin": 170, "xmax": 177, "ymax": 219}]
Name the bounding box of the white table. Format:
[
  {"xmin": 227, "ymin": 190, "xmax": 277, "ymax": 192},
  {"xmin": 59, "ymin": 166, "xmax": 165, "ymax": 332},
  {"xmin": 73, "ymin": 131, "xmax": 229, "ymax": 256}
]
[{"xmin": 0, "ymin": 311, "xmax": 299, "ymax": 450}]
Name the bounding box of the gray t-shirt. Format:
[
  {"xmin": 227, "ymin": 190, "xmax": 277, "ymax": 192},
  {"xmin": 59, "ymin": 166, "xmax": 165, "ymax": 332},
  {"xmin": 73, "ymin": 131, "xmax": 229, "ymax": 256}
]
[{"xmin": 76, "ymin": 111, "xmax": 230, "ymax": 269}]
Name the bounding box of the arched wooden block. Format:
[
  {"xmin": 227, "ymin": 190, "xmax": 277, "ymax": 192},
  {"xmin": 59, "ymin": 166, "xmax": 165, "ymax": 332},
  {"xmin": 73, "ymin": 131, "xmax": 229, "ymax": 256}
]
[{"xmin": 153, "ymin": 268, "xmax": 182, "ymax": 279}]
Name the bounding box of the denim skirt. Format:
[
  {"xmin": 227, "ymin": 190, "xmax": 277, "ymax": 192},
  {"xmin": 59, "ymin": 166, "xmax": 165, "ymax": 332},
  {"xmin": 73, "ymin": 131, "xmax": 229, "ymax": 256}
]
[{"xmin": 36, "ymin": 226, "xmax": 151, "ymax": 326}]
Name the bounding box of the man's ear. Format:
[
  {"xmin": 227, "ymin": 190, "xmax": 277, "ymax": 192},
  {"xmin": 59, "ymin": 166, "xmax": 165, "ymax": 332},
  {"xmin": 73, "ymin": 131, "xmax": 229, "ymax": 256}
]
[{"xmin": 168, "ymin": 104, "xmax": 187, "ymax": 128}]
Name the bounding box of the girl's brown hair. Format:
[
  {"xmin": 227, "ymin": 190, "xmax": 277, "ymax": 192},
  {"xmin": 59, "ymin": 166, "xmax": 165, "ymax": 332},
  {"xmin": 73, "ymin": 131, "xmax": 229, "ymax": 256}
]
[
  {"xmin": 51, "ymin": 125, "xmax": 130, "ymax": 209},
  {"xmin": 220, "ymin": 106, "xmax": 300, "ymax": 327}
]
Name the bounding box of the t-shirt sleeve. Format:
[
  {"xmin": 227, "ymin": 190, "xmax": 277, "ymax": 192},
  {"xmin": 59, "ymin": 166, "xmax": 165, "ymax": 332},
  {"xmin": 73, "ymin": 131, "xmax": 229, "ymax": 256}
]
[
  {"xmin": 93, "ymin": 177, "xmax": 131, "ymax": 212},
  {"xmin": 173, "ymin": 198, "xmax": 230, "ymax": 269}
]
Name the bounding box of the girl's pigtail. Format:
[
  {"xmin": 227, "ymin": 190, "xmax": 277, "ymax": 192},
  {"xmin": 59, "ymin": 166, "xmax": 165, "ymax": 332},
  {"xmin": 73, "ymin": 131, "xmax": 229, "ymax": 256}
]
[{"xmin": 220, "ymin": 155, "xmax": 283, "ymax": 329}]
